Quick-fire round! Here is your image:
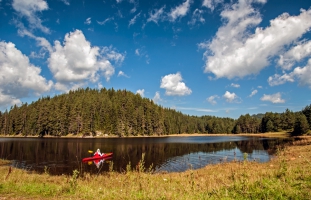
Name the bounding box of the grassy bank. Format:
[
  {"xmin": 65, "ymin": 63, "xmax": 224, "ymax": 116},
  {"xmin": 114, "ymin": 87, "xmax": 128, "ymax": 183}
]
[{"xmin": 0, "ymin": 138, "xmax": 311, "ymax": 199}]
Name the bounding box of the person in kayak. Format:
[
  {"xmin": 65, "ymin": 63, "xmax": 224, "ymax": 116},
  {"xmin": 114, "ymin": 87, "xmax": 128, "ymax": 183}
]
[{"xmin": 94, "ymin": 149, "xmax": 104, "ymax": 157}]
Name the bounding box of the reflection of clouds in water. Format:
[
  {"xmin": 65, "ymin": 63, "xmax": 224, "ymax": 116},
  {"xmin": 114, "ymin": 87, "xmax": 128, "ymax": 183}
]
[
  {"xmin": 154, "ymin": 148, "xmax": 270, "ymax": 173},
  {"xmin": 11, "ymin": 160, "xmax": 33, "ymax": 171}
]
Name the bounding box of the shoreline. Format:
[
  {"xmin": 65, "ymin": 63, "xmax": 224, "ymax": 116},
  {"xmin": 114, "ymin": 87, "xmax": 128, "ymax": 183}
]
[
  {"xmin": 1, "ymin": 136, "xmax": 311, "ymax": 199},
  {"xmin": 0, "ymin": 132, "xmax": 292, "ymax": 139}
]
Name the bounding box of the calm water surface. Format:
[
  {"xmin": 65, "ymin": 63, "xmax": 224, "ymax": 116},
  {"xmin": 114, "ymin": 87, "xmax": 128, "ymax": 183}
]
[{"xmin": 0, "ymin": 136, "xmax": 293, "ymax": 175}]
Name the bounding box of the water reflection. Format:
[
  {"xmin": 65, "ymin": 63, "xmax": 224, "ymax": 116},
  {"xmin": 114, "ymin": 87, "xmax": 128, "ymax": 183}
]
[
  {"xmin": 0, "ymin": 136, "xmax": 294, "ymax": 175},
  {"xmin": 82, "ymin": 156, "xmax": 113, "ymax": 169},
  {"xmin": 155, "ymin": 148, "xmax": 269, "ymax": 172}
]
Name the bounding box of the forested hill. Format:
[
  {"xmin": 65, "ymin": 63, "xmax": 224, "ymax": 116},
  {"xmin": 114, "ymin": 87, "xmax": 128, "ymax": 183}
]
[{"xmin": 0, "ymin": 88, "xmax": 310, "ymax": 137}]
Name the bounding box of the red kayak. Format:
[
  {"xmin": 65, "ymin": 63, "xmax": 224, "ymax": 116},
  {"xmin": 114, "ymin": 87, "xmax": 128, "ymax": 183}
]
[{"xmin": 82, "ymin": 152, "xmax": 113, "ymax": 162}]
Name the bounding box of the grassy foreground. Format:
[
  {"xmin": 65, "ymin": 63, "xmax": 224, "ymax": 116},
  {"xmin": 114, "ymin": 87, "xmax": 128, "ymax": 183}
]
[{"xmin": 1, "ymin": 138, "xmax": 311, "ymax": 199}]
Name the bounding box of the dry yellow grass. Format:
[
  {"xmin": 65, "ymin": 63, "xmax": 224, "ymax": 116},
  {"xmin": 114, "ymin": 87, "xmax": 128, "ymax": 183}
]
[{"xmin": 0, "ymin": 137, "xmax": 311, "ymax": 199}]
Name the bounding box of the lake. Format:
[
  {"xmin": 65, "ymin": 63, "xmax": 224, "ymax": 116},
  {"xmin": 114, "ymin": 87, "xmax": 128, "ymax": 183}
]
[{"xmin": 0, "ymin": 136, "xmax": 293, "ymax": 175}]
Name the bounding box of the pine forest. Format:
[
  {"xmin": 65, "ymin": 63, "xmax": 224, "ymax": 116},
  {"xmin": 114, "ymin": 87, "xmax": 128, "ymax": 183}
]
[{"xmin": 0, "ymin": 88, "xmax": 310, "ymax": 137}]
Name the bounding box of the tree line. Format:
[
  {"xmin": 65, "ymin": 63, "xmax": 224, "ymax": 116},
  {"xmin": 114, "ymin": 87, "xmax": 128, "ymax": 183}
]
[{"xmin": 0, "ymin": 88, "xmax": 310, "ymax": 136}]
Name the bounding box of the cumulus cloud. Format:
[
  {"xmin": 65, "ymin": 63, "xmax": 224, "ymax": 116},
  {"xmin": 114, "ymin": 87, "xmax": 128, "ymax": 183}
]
[
  {"xmin": 160, "ymin": 72, "xmax": 192, "ymax": 96},
  {"xmin": 202, "ymin": 0, "xmax": 223, "ymax": 11},
  {"xmin": 153, "ymin": 91, "xmax": 162, "ymax": 103},
  {"xmin": 48, "ymin": 30, "xmax": 125, "ymax": 91},
  {"xmin": 136, "ymin": 89, "xmax": 144, "ymax": 97},
  {"xmin": 268, "ymin": 57, "xmax": 311, "ymax": 88},
  {"xmin": 223, "ymin": 91, "xmax": 240, "ymax": 103},
  {"xmin": 199, "ymin": 0, "xmax": 311, "ymax": 79},
  {"xmin": 147, "ymin": 6, "xmax": 166, "ymax": 24},
  {"xmin": 260, "ymin": 92, "xmax": 285, "ymax": 103},
  {"xmin": 249, "ymin": 89, "xmax": 258, "ymax": 97},
  {"xmin": 0, "ymin": 41, "xmax": 53, "ymax": 109},
  {"xmin": 207, "ymin": 95, "xmax": 219, "ymax": 105},
  {"xmin": 100, "ymin": 46, "xmax": 125, "ymax": 64},
  {"xmin": 12, "ymin": 0, "xmax": 50, "ymax": 33},
  {"xmin": 268, "ymin": 73, "xmax": 295, "ymax": 86},
  {"xmin": 169, "ymin": 0, "xmax": 192, "ymax": 21},
  {"xmin": 278, "ymin": 40, "xmax": 311, "ymax": 70},
  {"xmin": 292, "ymin": 60, "xmax": 311, "ymax": 88}
]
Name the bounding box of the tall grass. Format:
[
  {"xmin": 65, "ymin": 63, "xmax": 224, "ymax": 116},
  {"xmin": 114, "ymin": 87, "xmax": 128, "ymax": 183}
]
[{"xmin": 1, "ymin": 138, "xmax": 311, "ymax": 199}]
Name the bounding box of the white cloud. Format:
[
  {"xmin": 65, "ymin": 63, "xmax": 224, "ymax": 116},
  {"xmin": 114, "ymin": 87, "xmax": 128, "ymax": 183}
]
[
  {"xmin": 85, "ymin": 17, "xmax": 91, "ymax": 25},
  {"xmin": 207, "ymin": 95, "xmax": 219, "ymax": 105},
  {"xmin": 97, "ymin": 17, "xmax": 114, "ymax": 25},
  {"xmin": 153, "ymin": 91, "xmax": 162, "ymax": 103},
  {"xmin": 12, "ymin": 0, "xmax": 50, "ymax": 33},
  {"xmin": 118, "ymin": 71, "xmax": 129, "ymax": 78},
  {"xmin": 202, "ymin": 0, "xmax": 223, "ymax": 11},
  {"xmin": 134, "ymin": 47, "xmax": 149, "ymax": 64},
  {"xmin": 223, "ymin": 91, "xmax": 240, "ymax": 103},
  {"xmin": 129, "ymin": 12, "xmax": 141, "ymax": 27},
  {"xmin": 257, "ymin": 85, "xmax": 263, "ymax": 89},
  {"xmin": 268, "ymin": 73, "xmax": 295, "ymax": 86},
  {"xmin": 60, "ymin": 0, "xmax": 70, "ymax": 5},
  {"xmin": 0, "ymin": 41, "xmax": 53, "ymax": 108},
  {"xmin": 48, "ymin": 30, "xmax": 125, "ymax": 91},
  {"xmin": 260, "ymin": 92, "xmax": 285, "ymax": 103},
  {"xmin": 188, "ymin": 9, "xmax": 205, "ymax": 26},
  {"xmin": 278, "ymin": 40, "xmax": 311, "ymax": 70},
  {"xmin": 136, "ymin": 89, "xmax": 144, "ymax": 97},
  {"xmin": 268, "ymin": 58, "xmax": 311, "ymax": 88},
  {"xmin": 100, "ymin": 46, "xmax": 125, "ymax": 64},
  {"xmin": 292, "ymin": 59, "xmax": 311, "ymax": 88},
  {"xmin": 147, "ymin": 6, "xmax": 166, "ymax": 24},
  {"xmin": 230, "ymin": 83, "xmax": 240, "ymax": 88},
  {"xmin": 135, "ymin": 49, "xmax": 140, "ymax": 56},
  {"xmin": 200, "ymin": 0, "xmax": 311, "ymax": 79},
  {"xmin": 129, "ymin": 0, "xmax": 138, "ymax": 13},
  {"xmin": 254, "ymin": 0, "xmax": 267, "ymax": 3},
  {"xmin": 160, "ymin": 72, "xmax": 192, "ymax": 96},
  {"xmin": 169, "ymin": 0, "xmax": 192, "ymax": 21},
  {"xmin": 17, "ymin": 27, "xmax": 52, "ymax": 53},
  {"xmin": 249, "ymin": 89, "xmax": 258, "ymax": 97}
]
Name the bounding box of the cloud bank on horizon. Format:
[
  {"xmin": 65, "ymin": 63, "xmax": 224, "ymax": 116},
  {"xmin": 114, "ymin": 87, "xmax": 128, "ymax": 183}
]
[{"xmin": 0, "ymin": 0, "xmax": 311, "ymax": 118}]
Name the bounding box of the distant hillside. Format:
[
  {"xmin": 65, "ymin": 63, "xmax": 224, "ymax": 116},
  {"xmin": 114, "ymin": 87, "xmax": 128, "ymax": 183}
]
[
  {"xmin": 0, "ymin": 88, "xmax": 310, "ymax": 136},
  {"xmin": 0, "ymin": 88, "xmax": 235, "ymax": 137},
  {"xmin": 251, "ymin": 113, "xmax": 265, "ymax": 120}
]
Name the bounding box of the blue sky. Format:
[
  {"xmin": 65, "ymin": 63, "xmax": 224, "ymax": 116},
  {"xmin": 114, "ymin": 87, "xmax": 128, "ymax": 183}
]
[{"xmin": 0, "ymin": 0, "xmax": 311, "ymax": 119}]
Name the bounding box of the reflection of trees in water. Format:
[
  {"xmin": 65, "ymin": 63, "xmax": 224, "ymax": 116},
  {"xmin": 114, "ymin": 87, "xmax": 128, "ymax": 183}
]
[
  {"xmin": 111, "ymin": 138, "xmax": 294, "ymax": 172},
  {"xmin": 235, "ymin": 138, "xmax": 292, "ymax": 155},
  {"xmin": 0, "ymin": 137, "xmax": 294, "ymax": 175}
]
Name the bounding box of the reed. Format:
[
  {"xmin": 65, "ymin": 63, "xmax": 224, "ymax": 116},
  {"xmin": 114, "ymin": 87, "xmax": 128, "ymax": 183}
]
[{"xmin": 1, "ymin": 138, "xmax": 311, "ymax": 199}]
